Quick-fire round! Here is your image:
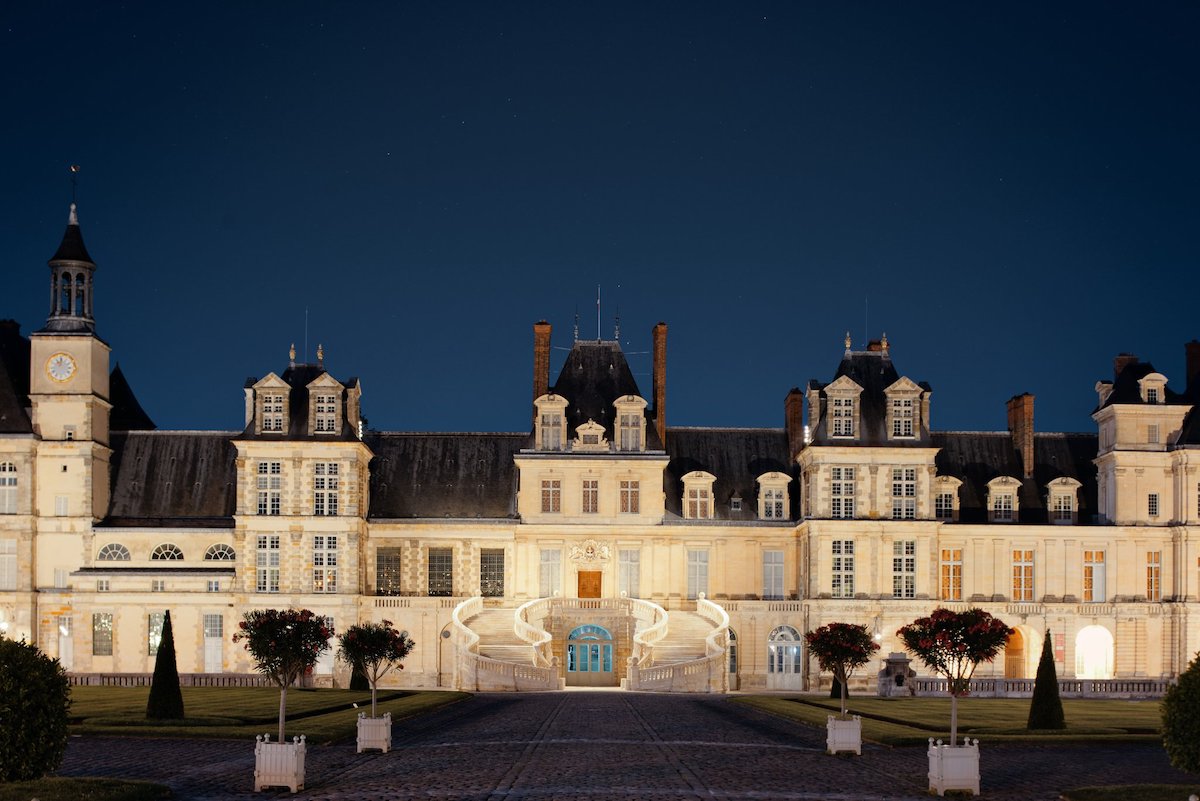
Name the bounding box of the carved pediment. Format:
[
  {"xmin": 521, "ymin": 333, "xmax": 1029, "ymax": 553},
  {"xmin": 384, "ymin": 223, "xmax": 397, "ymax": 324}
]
[
  {"xmin": 573, "ymin": 419, "xmax": 608, "ymax": 451},
  {"xmin": 569, "ymin": 539, "xmax": 611, "ymax": 564}
]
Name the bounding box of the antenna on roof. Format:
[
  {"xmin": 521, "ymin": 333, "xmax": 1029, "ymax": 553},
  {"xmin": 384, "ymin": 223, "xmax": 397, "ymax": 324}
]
[
  {"xmin": 304, "ymin": 307, "xmax": 309, "ymax": 363},
  {"xmin": 69, "ymin": 165, "xmax": 81, "ymax": 205},
  {"xmin": 596, "ymin": 285, "xmax": 601, "ymax": 343},
  {"xmin": 864, "ymin": 297, "xmax": 868, "ymax": 351},
  {"xmin": 614, "ymin": 305, "xmax": 620, "ymax": 341},
  {"xmin": 573, "ymin": 306, "xmax": 579, "ymax": 342}
]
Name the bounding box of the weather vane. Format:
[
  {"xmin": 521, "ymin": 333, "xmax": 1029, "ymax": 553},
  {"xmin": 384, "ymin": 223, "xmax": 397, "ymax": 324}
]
[{"xmin": 69, "ymin": 165, "xmax": 81, "ymax": 204}]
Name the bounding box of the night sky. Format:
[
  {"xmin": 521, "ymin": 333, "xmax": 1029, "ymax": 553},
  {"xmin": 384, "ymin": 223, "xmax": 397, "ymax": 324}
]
[{"xmin": 2, "ymin": 4, "xmax": 1197, "ymax": 436}]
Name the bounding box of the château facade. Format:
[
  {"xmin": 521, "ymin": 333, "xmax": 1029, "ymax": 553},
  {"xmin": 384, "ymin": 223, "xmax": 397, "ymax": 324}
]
[{"xmin": 2, "ymin": 204, "xmax": 1199, "ymax": 692}]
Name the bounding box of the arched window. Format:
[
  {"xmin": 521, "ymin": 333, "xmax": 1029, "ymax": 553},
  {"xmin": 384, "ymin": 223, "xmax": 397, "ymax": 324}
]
[
  {"xmin": 727, "ymin": 628, "xmax": 738, "ymax": 674},
  {"xmin": 97, "ymin": 543, "xmax": 131, "ymax": 561},
  {"xmin": 151, "ymin": 543, "xmax": 184, "ymax": 561},
  {"xmin": 0, "ymin": 462, "xmax": 17, "ymax": 514},
  {"xmin": 75, "ymin": 274, "xmax": 86, "ymax": 317},
  {"xmin": 1075, "ymin": 625, "xmax": 1114, "ymax": 679},
  {"xmin": 59, "ymin": 274, "xmax": 71, "ymax": 315},
  {"xmin": 204, "ymin": 543, "xmax": 236, "ymax": 561},
  {"xmin": 767, "ymin": 625, "xmax": 804, "ymax": 690}
]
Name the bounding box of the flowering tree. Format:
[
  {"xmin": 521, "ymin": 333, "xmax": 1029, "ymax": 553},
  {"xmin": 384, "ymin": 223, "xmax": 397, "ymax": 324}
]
[
  {"xmin": 804, "ymin": 623, "xmax": 880, "ymax": 718},
  {"xmin": 897, "ymin": 608, "xmax": 1012, "ymax": 745},
  {"xmin": 233, "ymin": 608, "xmax": 332, "ymax": 741},
  {"xmin": 337, "ymin": 621, "xmax": 415, "ymax": 717}
]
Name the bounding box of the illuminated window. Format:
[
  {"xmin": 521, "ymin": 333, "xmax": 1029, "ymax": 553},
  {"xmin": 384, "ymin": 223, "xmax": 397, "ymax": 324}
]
[
  {"xmin": 892, "ymin": 540, "xmax": 915, "ymax": 598},
  {"xmin": 1012, "ymin": 549, "xmax": 1034, "ymax": 602},
  {"xmin": 313, "ymin": 535, "xmax": 337, "ymax": 593},
  {"xmin": 92, "ymin": 613, "xmax": 113, "ymax": 656},
  {"xmin": 832, "ymin": 540, "xmax": 854, "ymax": 598},
  {"xmin": 376, "ymin": 547, "xmax": 402, "ymax": 596},
  {"xmin": 148, "ymin": 612, "xmax": 164, "ymax": 655},
  {"xmin": 1083, "ymin": 550, "xmax": 1106, "ymax": 603},
  {"xmin": 940, "ymin": 548, "xmax": 962, "ymax": 601},
  {"xmin": 480, "ymin": 549, "xmax": 504, "ymax": 597},
  {"xmin": 1147, "ymin": 551, "xmax": 1161, "ymax": 601},
  {"xmin": 428, "ymin": 548, "xmax": 453, "ymax": 596}
]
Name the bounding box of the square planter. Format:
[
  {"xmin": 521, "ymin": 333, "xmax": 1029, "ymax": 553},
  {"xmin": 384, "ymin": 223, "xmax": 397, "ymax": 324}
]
[
  {"xmin": 357, "ymin": 712, "xmax": 392, "ymax": 753},
  {"xmin": 825, "ymin": 715, "xmax": 862, "ymax": 755},
  {"xmin": 927, "ymin": 738, "xmax": 980, "ymax": 796},
  {"xmin": 254, "ymin": 734, "xmax": 306, "ymax": 792}
]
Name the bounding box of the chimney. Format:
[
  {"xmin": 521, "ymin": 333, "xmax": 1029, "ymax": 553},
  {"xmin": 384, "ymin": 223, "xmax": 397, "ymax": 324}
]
[
  {"xmin": 1113, "ymin": 353, "xmax": 1138, "ymax": 379},
  {"xmin": 785, "ymin": 388, "xmax": 805, "ymax": 461},
  {"xmin": 1006, "ymin": 393, "xmax": 1035, "ymax": 478},
  {"xmin": 1186, "ymin": 340, "xmax": 1200, "ymax": 397},
  {"xmin": 652, "ymin": 322, "xmax": 667, "ymax": 439},
  {"xmin": 533, "ymin": 321, "xmax": 552, "ymax": 403}
]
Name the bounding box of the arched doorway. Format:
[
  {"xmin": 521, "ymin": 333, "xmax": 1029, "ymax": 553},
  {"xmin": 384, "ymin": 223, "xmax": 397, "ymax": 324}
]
[
  {"xmin": 1075, "ymin": 625, "xmax": 1114, "ymax": 679},
  {"xmin": 767, "ymin": 625, "xmax": 803, "ymax": 690},
  {"xmin": 1004, "ymin": 630, "xmax": 1025, "ymax": 678},
  {"xmin": 728, "ymin": 629, "xmax": 739, "ymax": 691},
  {"xmin": 566, "ymin": 624, "xmax": 615, "ymax": 687}
]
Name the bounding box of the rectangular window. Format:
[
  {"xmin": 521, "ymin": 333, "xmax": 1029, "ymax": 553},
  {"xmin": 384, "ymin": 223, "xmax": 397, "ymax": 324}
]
[
  {"xmin": 257, "ymin": 461, "xmax": 282, "ymax": 516},
  {"xmin": 1083, "ymin": 550, "xmax": 1106, "ymax": 603},
  {"xmin": 581, "ymin": 479, "xmax": 598, "ymax": 514},
  {"xmin": 619, "ymin": 414, "xmax": 642, "ymax": 450},
  {"xmin": 540, "ymin": 479, "xmax": 561, "ymax": 513},
  {"xmin": 262, "ymin": 393, "xmax": 285, "ymax": 432},
  {"xmin": 993, "ymin": 493, "xmax": 1014, "ymax": 522},
  {"xmin": 0, "ymin": 462, "xmax": 16, "ymax": 514},
  {"xmin": 148, "ymin": 611, "xmax": 164, "ymax": 656},
  {"xmin": 1148, "ymin": 424, "xmax": 1160, "ymax": 444},
  {"xmin": 831, "ymin": 467, "xmax": 855, "ymax": 519},
  {"xmin": 620, "ymin": 480, "xmax": 640, "ymax": 514},
  {"xmin": 892, "ymin": 540, "xmax": 916, "ymax": 598},
  {"xmin": 0, "ymin": 539, "xmax": 15, "ymax": 590},
  {"xmin": 428, "ymin": 548, "xmax": 453, "ymax": 596},
  {"xmin": 314, "ymin": 394, "xmax": 337, "ymax": 432},
  {"xmin": 313, "ymin": 535, "xmax": 338, "ymax": 593},
  {"xmin": 831, "ymin": 397, "xmax": 854, "ymax": 437},
  {"xmin": 1012, "ymin": 549, "xmax": 1034, "ymax": 602},
  {"xmin": 618, "ymin": 549, "xmax": 640, "ymax": 598},
  {"xmin": 376, "ymin": 547, "xmax": 402, "ymax": 596},
  {"xmin": 891, "ymin": 468, "xmax": 916, "ymax": 519},
  {"xmin": 686, "ymin": 550, "xmax": 709, "ymax": 600},
  {"xmin": 54, "ymin": 568, "xmax": 69, "ymax": 589},
  {"xmin": 313, "ymin": 463, "xmax": 339, "ymax": 516},
  {"xmin": 151, "ymin": 579, "xmax": 165, "ymax": 592},
  {"xmin": 891, "ymin": 397, "xmax": 914, "ymax": 437},
  {"xmin": 538, "ymin": 549, "xmax": 561, "ymax": 598},
  {"xmin": 1148, "ymin": 493, "xmax": 1160, "ymax": 518},
  {"xmin": 762, "ymin": 488, "xmax": 785, "ymax": 519},
  {"xmin": 255, "ymin": 535, "xmax": 280, "ymax": 593},
  {"xmin": 762, "ymin": 550, "xmax": 785, "ymax": 600},
  {"xmin": 940, "ymin": 548, "xmax": 962, "ymax": 601},
  {"xmin": 96, "ymin": 579, "xmax": 110, "ymax": 592},
  {"xmin": 1147, "ymin": 387, "xmax": 1159, "ymax": 403},
  {"xmin": 540, "ymin": 413, "xmax": 562, "ymax": 450},
  {"xmin": 206, "ymin": 579, "xmax": 221, "ymax": 592},
  {"xmin": 832, "ymin": 540, "xmax": 855, "ymax": 598},
  {"xmin": 1147, "ymin": 551, "xmax": 1162, "ymax": 602},
  {"xmin": 480, "ymin": 548, "xmax": 504, "ymax": 597},
  {"xmin": 687, "ymin": 487, "xmax": 711, "ymax": 519},
  {"xmin": 935, "ymin": 492, "xmax": 954, "ymax": 521},
  {"xmin": 1052, "ymin": 494, "xmax": 1074, "ymax": 523},
  {"xmin": 92, "ymin": 612, "xmax": 113, "ymax": 656},
  {"xmin": 55, "ymin": 495, "xmax": 69, "ymax": 516}
]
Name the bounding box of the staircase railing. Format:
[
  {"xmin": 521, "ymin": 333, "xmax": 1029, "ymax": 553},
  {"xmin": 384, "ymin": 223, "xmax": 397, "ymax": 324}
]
[
  {"xmin": 455, "ymin": 595, "xmax": 559, "ymax": 691},
  {"xmin": 515, "ymin": 596, "xmax": 556, "ymax": 668},
  {"xmin": 627, "ymin": 593, "xmax": 728, "ymax": 693},
  {"xmin": 628, "ymin": 596, "xmax": 669, "ymax": 667},
  {"xmin": 450, "ymin": 596, "xmax": 483, "ymax": 690}
]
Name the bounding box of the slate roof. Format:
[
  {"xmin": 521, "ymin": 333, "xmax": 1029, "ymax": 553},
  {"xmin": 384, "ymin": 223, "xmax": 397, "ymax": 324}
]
[
  {"xmin": 665, "ymin": 427, "xmax": 796, "ymax": 521},
  {"xmin": 0, "ymin": 320, "xmax": 32, "ymax": 434},
  {"xmin": 104, "ymin": 431, "xmax": 238, "ymax": 527},
  {"xmin": 109, "ymin": 364, "xmax": 156, "ymax": 431},
  {"xmin": 549, "ymin": 340, "xmax": 663, "ymax": 449},
  {"xmin": 1177, "ymin": 407, "xmax": 1200, "ymax": 446},
  {"xmin": 808, "ymin": 347, "xmax": 932, "ymax": 446},
  {"xmin": 50, "ymin": 205, "xmax": 95, "ymax": 264},
  {"xmin": 241, "ymin": 363, "xmax": 360, "ymax": 441},
  {"xmin": 365, "ymin": 432, "xmax": 525, "ymax": 519},
  {"xmin": 932, "ymin": 431, "xmax": 1098, "ymax": 524},
  {"xmin": 1097, "ymin": 358, "xmax": 1189, "ymax": 410}
]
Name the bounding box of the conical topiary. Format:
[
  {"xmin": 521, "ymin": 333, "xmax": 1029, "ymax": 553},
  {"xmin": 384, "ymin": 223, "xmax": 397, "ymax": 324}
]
[
  {"xmin": 1163, "ymin": 650, "xmax": 1200, "ymax": 773},
  {"xmin": 1026, "ymin": 629, "xmax": 1065, "ymax": 730},
  {"xmin": 146, "ymin": 610, "xmax": 185, "ymax": 720}
]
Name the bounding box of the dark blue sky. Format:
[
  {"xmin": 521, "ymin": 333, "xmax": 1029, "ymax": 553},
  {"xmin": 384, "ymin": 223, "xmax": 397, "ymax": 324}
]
[{"xmin": 3, "ymin": 3, "xmax": 1197, "ymax": 435}]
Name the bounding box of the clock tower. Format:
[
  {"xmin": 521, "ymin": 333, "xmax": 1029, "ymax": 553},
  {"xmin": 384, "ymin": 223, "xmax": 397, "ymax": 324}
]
[{"xmin": 29, "ymin": 203, "xmax": 112, "ymax": 522}]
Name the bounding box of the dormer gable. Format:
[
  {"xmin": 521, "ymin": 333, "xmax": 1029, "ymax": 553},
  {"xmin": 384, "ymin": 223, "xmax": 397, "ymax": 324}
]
[
  {"xmin": 1046, "ymin": 476, "xmax": 1082, "ymax": 524},
  {"xmin": 681, "ymin": 470, "xmax": 716, "ymax": 519},
  {"xmin": 1138, "ymin": 372, "xmax": 1168, "ymax": 404},
  {"xmin": 534, "ymin": 393, "xmax": 569, "ymax": 451},
  {"xmin": 248, "ymin": 373, "xmax": 290, "ymax": 434},
  {"xmin": 572, "ymin": 419, "xmax": 608, "ymax": 452},
  {"xmin": 884, "ymin": 376, "xmax": 924, "ymax": 440},
  {"xmin": 986, "ymin": 475, "xmax": 1021, "ymax": 523},
  {"xmin": 614, "ymin": 394, "xmax": 648, "ymax": 452},
  {"xmin": 824, "ymin": 375, "xmax": 864, "ymax": 439},
  {"xmin": 306, "ymin": 372, "xmax": 345, "ymax": 435},
  {"xmin": 755, "ymin": 471, "xmax": 791, "ymax": 520},
  {"xmin": 932, "ymin": 475, "xmax": 963, "ymax": 521}
]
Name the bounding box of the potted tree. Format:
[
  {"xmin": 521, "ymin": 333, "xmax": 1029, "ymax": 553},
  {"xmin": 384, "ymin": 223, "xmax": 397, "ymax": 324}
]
[
  {"xmin": 804, "ymin": 622, "xmax": 879, "ymax": 755},
  {"xmin": 338, "ymin": 620, "xmax": 415, "ymax": 753},
  {"xmin": 233, "ymin": 608, "xmax": 332, "ymax": 792},
  {"xmin": 898, "ymin": 608, "xmax": 1011, "ymax": 797}
]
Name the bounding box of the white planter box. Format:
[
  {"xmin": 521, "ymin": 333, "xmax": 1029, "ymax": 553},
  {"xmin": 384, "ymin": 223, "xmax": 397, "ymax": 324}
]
[
  {"xmin": 254, "ymin": 735, "xmax": 306, "ymax": 792},
  {"xmin": 825, "ymin": 715, "xmax": 862, "ymax": 755},
  {"xmin": 927, "ymin": 738, "xmax": 980, "ymax": 796},
  {"xmin": 357, "ymin": 712, "xmax": 392, "ymax": 753}
]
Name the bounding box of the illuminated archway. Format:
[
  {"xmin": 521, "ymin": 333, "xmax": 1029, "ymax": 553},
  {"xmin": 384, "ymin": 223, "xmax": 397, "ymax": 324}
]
[
  {"xmin": 1074, "ymin": 625, "xmax": 1114, "ymax": 679},
  {"xmin": 1004, "ymin": 630, "xmax": 1025, "ymax": 679}
]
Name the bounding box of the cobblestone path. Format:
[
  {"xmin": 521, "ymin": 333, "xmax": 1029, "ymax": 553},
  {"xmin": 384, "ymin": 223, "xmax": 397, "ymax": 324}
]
[{"xmin": 58, "ymin": 692, "xmax": 1196, "ymax": 800}]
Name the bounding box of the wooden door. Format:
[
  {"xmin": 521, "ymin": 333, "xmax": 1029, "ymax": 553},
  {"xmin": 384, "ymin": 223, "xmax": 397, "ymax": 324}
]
[{"xmin": 577, "ymin": 570, "xmax": 602, "ymax": 598}]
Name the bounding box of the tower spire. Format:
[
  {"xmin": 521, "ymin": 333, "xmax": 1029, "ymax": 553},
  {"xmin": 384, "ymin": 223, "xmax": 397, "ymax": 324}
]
[{"xmin": 40, "ymin": 171, "xmax": 98, "ymax": 334}]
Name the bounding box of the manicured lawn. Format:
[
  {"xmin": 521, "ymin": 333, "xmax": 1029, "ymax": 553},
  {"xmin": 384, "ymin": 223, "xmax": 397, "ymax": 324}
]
[
  {"xmin": 0, "ymin": 778, "xmax": 170, "ymax": 801},
  {"xmin": 69, "ymin": 686, "xmax": 469, "ymax": 742},
  {"xmin": 732, "ymin": 695, "xmax": 1164, "ymax": 746},
  {"xmin": 1063, "ymin": 786, "xmax": 1200, "ymax": 801}
]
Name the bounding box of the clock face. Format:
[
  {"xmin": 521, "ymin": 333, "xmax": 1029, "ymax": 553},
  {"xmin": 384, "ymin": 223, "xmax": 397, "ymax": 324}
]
[{"xmin": 46, "ymin": 352, "xmax": 77, "ymax": 383}]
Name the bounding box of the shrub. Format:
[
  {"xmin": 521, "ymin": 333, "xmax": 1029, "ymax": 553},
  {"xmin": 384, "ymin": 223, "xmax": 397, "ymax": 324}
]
[
  {"xmin": 146, "ymin": 610, "xmax": 184, "ymax": 720},
  {"xmin": 0, "ymin": 636, "xmax": 71, "ymax": 781},
  {"xmin": 1162, "ymin": 650, "xmax": 1200, "ymax": 773},
  {"xmin": 804, "ymin": 622, "xmax": 879, "ymax": 718},
  {"xmin": 233, "ymin": 608, "xmax": 332, "ymax": 741},
  {"xmin": 338, "ymin": 620, "xmax": 415, "ymax": 717},
  {"xmin": 1027, "ymin": 628, "xmax": 1065, "ymax": 730}
]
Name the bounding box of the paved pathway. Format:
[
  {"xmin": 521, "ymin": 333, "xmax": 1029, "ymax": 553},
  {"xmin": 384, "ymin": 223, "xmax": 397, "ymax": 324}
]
[{"xmin": 59, "ymin": 692, "xmax": 1196, "ymax": 800}]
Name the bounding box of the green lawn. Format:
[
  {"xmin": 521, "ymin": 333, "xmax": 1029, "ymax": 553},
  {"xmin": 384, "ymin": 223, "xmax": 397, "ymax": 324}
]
[
  {"xmin": 732, "ymin": 695, "xmax": 1164, "ymax": 746},
  {"xmin": 69, "ymin": 686, "xmax": 470, "ymax": 742},
  {"xmin": 1062, "ymin": 786, "xmax": 1200, "ymax": 801},
  {"xmin": 0, "ymin": 778, "xmax": 170, "ymax": 801}
]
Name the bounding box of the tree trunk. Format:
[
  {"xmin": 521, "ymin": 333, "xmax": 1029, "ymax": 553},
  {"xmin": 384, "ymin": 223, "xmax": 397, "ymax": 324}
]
[
  {"xmin": 838, "ymin": 669, "xmax": 848, "ymax": 717},
  {"xmin": 950, "ymin": 692, "xmax": 958, "ymax": 747},
  {"xmin": 371, "ymin": 673, "xmax": 378, "ymax": 717},
  {"xmin": 278, "ymin": 685, "xmax": 287, "ymax": 743}
]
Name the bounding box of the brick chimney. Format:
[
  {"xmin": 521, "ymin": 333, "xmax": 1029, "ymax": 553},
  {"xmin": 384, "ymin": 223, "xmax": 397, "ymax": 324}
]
[
  {"xmin": 652, "ymin": 322, "xmax": 667, "ymax": 439},
  {"xmin": 533, "ymin": 321, "xmax": 551, "ymax": 403},
  {"xmin": 785, "ymin": 388, "xmax": 805, "ymax": 461},
  {"xmin": 1113, "ymin": 353, "xmax": 1138, "ymax": 379},
  {"xmin": 1186, "ymin": 340, "xmax": 1200, "ymax": 397},
  {"xmin": 1006, "ymin": 393, "xmax": 1035, "ymax": 478}
]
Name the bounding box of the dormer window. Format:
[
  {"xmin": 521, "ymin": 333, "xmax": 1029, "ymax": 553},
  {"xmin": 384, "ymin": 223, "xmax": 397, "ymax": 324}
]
[
  {"xmin": 1146, "ymin": 388, "xmax": 1159, "ymax": 404},
  {"xmin": 261, "ymin": 393, "xmax": 286, "ymax": 432},
  {"xmin": 682, "ymin": 471, "xmax": 716, "ymax": 519},
  {"xmin": 832, "ymin": 397, "xmax": 855, "ymax": 437},
  {"xmin": 534, "ymin": 394, "xmax": 568, "ymax": 451},
  {"xmin": 1139, "ymin": 373, "xmax": 1167, "ymax": 404},
  {"xmin": 1046, "ymin": 477, "xmax": 1081, "ymax": 524},
  {"xmin": 314, "ymin": 394, "xmax": 338, "ymax": 433},
  {"xmin": 932, "ymin": 476, "xmax": 962, "ymax": 522},
  {"xmin": 756, "ymin": 472, "xmax": 791, "ymax": 521},
  {"xmin": 614, "ymin": 395, "xmax": 649, "ymax": 452},
  {"xmin": 987, "ymin": 476, "xmax": 1021, "ymax": 523},
  {"xmin": 891, "ymin": 398, "xmax": 914, "ymax": 437},
  {"xmin": 572, "ymin": 420, "xmax": 608, "ymax": 452}
]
